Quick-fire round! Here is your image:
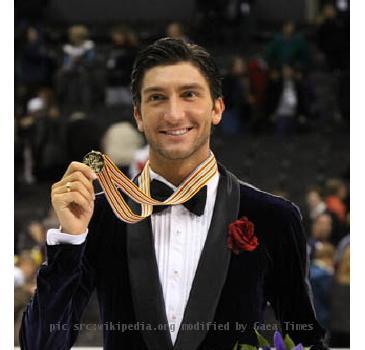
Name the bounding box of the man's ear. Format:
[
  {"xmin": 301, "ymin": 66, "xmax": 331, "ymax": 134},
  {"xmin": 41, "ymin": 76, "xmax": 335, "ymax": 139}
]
[
  {"xmin": 212, "ymin": 97, "xmax": 225, "ymax": 125},
  {"xmin": 133, "ymin": 106, "xmax": 144, "ymax": 132}
]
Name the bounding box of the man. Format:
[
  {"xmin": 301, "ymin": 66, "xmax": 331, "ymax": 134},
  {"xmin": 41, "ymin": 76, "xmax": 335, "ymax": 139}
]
[{"xmin": 20, "ymin": 38, "xmax": 327, "ymax": 349}]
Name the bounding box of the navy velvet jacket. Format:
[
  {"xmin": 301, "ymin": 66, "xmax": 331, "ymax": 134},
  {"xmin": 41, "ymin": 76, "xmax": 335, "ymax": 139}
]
[{"xmin": 20, "ymin": 165, "xmax": 328, "ymax": 350}]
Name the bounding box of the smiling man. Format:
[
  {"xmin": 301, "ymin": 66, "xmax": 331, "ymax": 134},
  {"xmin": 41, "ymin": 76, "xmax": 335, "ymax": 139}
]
[
  {"xmin": 132, "ymin": 47, "xmax": 224, "ymax": 186},
  {"xmin": 20, "ymin": 38, "xmax": 328, "ymax": 350}
]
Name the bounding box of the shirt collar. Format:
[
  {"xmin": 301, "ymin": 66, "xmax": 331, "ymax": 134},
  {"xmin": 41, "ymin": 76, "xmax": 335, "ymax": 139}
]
[{"xmin": 149, "ymin": 168, "xmax": 178, "ymax": 191}]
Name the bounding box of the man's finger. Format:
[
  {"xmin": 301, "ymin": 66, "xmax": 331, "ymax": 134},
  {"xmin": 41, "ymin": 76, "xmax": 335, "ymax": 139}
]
[
  {"xmin": 63, "ymin": 161, "xmax": 98, "ymax": 182},
  {"xmin": 57, "ymin": 171, "xmax": 95, "ymax": 198},
  {"xmin": 52, "ymin": 180, "xmax": 94, "ymax": 203}
]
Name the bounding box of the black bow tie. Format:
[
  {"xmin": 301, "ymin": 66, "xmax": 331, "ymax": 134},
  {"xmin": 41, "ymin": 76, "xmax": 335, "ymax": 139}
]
[{"xmin": 150, "ymin": 179, "xmax": 207, "ymax": 216}]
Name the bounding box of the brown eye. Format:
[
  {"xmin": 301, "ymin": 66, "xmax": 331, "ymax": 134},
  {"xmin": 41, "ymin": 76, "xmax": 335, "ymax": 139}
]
[
  {"xmin": 148, "ymin": 94, "xmax": 162, "ymax": 101},
  {"xmin": 182, "ymin": 90, "xmax": 197, "ymax": 98},
  {"xmin": 148, "ymin": 94, "xmax": 165, "ymax": 102}
]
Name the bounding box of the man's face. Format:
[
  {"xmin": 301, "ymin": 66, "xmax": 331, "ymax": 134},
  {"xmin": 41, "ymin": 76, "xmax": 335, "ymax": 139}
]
[{"xmin": 134, "ymin": 62, "xmax": 224, "ymax": 162}]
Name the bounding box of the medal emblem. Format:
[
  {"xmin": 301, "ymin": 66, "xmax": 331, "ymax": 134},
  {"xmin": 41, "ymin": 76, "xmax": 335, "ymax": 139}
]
[{"xmin": 83, "ymin": 150, "xmax": 104, "ymax": 173}]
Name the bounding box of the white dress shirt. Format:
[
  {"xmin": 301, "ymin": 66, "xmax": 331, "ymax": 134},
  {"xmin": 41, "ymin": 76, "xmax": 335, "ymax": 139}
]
[{"xmin": 47, "ymin": 169, "xmax": 220, "ymax": 345}]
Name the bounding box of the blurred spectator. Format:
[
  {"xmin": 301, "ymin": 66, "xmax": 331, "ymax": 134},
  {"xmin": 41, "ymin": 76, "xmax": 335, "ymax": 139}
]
[
  {"xmin": 303, "ymin": 183, "xmax": 347, "ymax": 247},
  {"xmin": 16, "ymin": 93, "xmax": 48, "ymax": 184},
  {"xmin": 33, "ymin": 106, "xmax": 68, "ymax": 182},
  {"xmin": 105, "ymin": 25, "xmax": 139, "ymax": 106},
  {"xmin": 265, "ymin": 21, "xmax": 310, "ymax": 70},
  {"xmin": 101, "ymin": 121, "xmax": 144, "ymax": 175},
  {"xmin": 304, "ymin": 50, "xmax": 340, "ymax": 129},
  {"xmin": 18, "ymin": 88, "xmax": 68, "ymax": 182},
  {"xmin": 334, "ymin": 233, "xmax": 350, "ymax": 267},
  {"xmin": 166, "ymin": 22, "xmax": 189, "ymax": 42},
  {"xmin": 265, "ymin": 65, "xmax": 306, "ymax": 136},
  {"xmin": 14, "ymin": 250, "xmax": 39, "ymax": 346},
  {"xmin": 305, "ymin": 186, "xmax": 327, "ymax": 220},
  {"xmin": 308, "ymin": 213, "xmax": 333, "ymax": 258},
  {"xmin": 16, "ymin": 220, "xmax": 46, "ymax": 265},
  {"xmin": 195, "ymin": 0, "xmax": 226, "ymax": 42},
  {"xmin": 56, "ymin": 25, "xmax": 97, "ymax": 111},
  {"xmin": 221, "ymin": 56, "xmax": 254, "ymax": 134},
  {"xmin": 16, "ymin": 209, "xmax": 57, "ymax": 260},
  {"xmin": 28, "ymin": 221, "xmax": 46, "ymax": 246},
  {"xmin": 316, "ymin": 3, "xmax": 349, "ymax": 71},
  {"xmin": 62, "ymin": 25, "xmax": 96, "ymax": 71},
  {"xmin": 311, "ymin": 213, "xmax": 333, "ymax": 242},
  {"xmin": 223, "ymin": 0, "xmax": 255, "ymax": 48},
  {"xmin": 247, "ymin": 56, "xmax": 269, "ymax": 134},
  {"xmin": 14, "ymin": 250, "xmax": 38, "ymax": 288},
  {"xmin": 17, "ymin": 220, "xmax": 45, "ymax": 249},
  {"xmin": 15, "ymin": 0, "xmax": 49, "ymax": 28},
  {"xmin": 17, "ymin": 26, "xmax": 54, "ymax": 99},
  {"xmin": 316, "ymin": 3, "xmax": 349, "ymax": 123},
  {"xmin": 14, "ymin": 284, "xmax": 36, "ymax": 346},
  {"xmin": 129, "ymin": 145, "xmax": 150, "ymax": 180},
  {"xmin": 324, "ymin": 178, "xmax": 348, "ymax": 223},
  {"xmin": 329, "ymin": 244, "xmax": 350, "ymax": 347},
  {"xmin": 310, "ymin": 242, "xmax": 335, "ymax": 329},
  {"xmin": 42, "ymin": 207, "xmax": 60, "ymax": 231}
]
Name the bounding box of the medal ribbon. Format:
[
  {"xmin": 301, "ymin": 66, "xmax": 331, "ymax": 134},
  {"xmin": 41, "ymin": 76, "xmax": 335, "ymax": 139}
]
[{"xmin": 96, "ymin": 153, "xmax": 218, "ymax": 223}]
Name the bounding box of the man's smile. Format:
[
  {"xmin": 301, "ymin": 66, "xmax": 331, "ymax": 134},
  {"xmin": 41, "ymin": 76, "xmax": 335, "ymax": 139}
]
[{"xmin": 159, "ymin": 127, "xmax": 194, "ymax": 136}]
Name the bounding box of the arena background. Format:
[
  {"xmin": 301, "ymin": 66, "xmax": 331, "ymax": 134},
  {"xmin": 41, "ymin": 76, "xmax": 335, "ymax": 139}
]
[{"xmin": 14, "ymin": 0, "xmax": 350, "ymax": 348}]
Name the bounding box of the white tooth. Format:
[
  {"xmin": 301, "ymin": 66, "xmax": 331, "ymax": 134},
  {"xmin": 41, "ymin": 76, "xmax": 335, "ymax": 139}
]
[{"xmin": 167, "ymin": 129, "xmax": 188, "ymax": 135}]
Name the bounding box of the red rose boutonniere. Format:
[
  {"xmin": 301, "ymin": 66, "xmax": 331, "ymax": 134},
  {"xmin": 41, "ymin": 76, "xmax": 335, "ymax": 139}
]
[{"xmin": 227, "ymin": 216, "xmax": 259, "ymax": 255}]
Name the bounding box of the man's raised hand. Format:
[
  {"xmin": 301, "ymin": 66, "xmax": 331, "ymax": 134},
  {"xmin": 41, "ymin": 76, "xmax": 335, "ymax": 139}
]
[{"xmin": 51, "ymin": 162, "xmax": 97, "ymax": 235}]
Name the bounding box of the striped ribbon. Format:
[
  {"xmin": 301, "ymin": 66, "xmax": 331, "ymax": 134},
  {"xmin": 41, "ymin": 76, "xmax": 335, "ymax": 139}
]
[{"xmin": 97, "ymin": 153, "xmax": 218, "ymax": 223}]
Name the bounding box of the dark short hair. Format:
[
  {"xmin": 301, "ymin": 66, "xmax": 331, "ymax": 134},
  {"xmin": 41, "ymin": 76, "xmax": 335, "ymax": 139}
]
[{"xmin": 130, "ymin": 37, "xmax": 222, "ymax": 107}]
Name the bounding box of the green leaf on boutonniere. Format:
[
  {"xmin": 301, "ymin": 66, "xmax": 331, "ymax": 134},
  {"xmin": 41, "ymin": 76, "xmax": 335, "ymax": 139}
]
[
  {"xmin": 232, "ymin": 341, "xmax": 239, "ymax": 350},
  {"xmin": 284, "ymin": 333, "xmax": 296, "ymax": 349},
  {"xmin": 239, "ymin": 344, "xmax": 257, "ymax": 350},
  {"xmin": 255, "ymin": 329, "xmax": 270, "ymax": 347}
]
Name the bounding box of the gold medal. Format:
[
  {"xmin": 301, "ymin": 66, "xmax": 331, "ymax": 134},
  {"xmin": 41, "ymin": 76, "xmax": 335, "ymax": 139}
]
[{"xmin": 82, "ymin": 150, "xmax": 104, "ymax": 173}]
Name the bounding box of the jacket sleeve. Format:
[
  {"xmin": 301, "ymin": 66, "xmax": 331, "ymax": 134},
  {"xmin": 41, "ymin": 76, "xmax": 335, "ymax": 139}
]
[
  {"xmin": 263, "ymin": 202, "xmax": 329, "ymax": 350},
  {"xmin": 19, "ymin": 196, "xmax": 106, "ymax": 350}
]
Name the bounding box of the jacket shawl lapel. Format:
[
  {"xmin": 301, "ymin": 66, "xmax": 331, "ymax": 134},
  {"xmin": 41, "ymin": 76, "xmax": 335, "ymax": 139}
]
[
  {"xmin": 173, "ymin": 164, "xmax": 240, "ymax": 350},
  {"xmin": 127, "ymin": 203, "xmax": 173, "ymax": 350},
  {"xmin": 126, "ymin": 164, "xmax": 240, "ymax": 350}
]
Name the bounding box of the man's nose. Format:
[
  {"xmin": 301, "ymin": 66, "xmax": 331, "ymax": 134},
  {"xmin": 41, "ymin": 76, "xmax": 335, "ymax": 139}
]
[{"xmin": 163, "ymin": 96, "xmax": 185, "ymax": 123}]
